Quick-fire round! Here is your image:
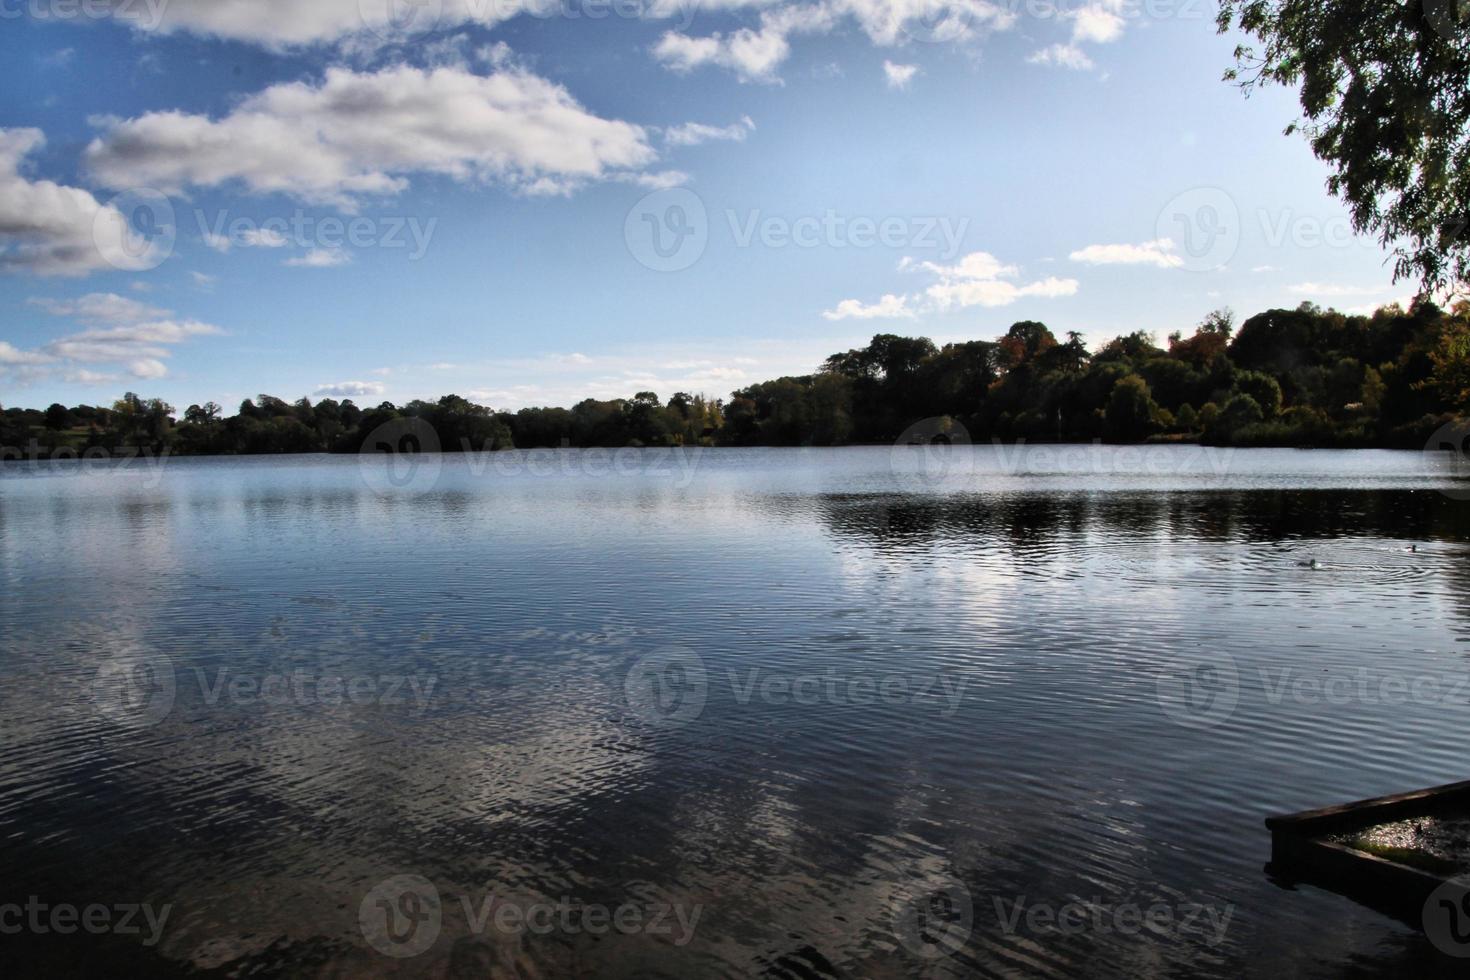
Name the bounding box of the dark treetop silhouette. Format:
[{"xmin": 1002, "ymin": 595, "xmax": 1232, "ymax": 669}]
[{"xmin": 4, "ymin": 300, "xmax": 1469, "ymax": 458}]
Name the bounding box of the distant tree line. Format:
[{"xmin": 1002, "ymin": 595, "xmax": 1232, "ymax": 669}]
[{"xmin": 3, "ymin": 300, "xmax": 1468, "ymax": 458}]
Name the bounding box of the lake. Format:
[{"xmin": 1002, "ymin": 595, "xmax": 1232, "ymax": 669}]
[{"xmin": 2, "ymin": 445, "xmax": 1468, "ymax": 977}]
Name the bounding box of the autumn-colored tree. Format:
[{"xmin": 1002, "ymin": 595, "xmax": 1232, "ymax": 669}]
[
  {"xmin": 1169, "ymin": 309, "xmax": 1234, "ymax": 369},
  {"xmin": 1420, "ymin": 318, "xmax": 1470, "ymax": 411}
]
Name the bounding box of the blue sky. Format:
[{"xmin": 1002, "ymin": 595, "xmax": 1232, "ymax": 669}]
[{"xmin": 0, "ymin": 1, "xmax": 1409, "ymax": 412}]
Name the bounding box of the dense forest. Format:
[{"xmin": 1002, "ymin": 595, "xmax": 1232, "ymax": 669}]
[{"xmin": 4, "ymin": 300, "xmax": 1469, "ymax": 459}]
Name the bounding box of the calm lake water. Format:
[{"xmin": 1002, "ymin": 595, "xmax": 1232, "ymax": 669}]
[{"xmin": 3, "ymin": 445, "xmax": 1469, "ymax": 977}]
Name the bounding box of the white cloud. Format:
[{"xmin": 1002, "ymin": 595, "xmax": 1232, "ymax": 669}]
[
  {"xmin": 1069, "ymin": 239, "xmax": 1183, "ymax": 269},
  {"xmin": 1251, "ymin": 264, "xmax": 1277, "ymax": 273},
  {"xmin": 418, "ymin": 32, "xmax": 476, "ymax": 69},
  {"xmin": 28, "ymin": 292, "xmax": 167, "ymax": 324},
  {"xmin": 85, "ymin": 66, "xmax": 661, "ymax": 208},
  {"xmin": 240, "ymin": 227, "xmax": 290, "ymax": 248},
  {"xmin": 285, "ymin": 248, "xmax": 351, "ymax": 268},
  {"xmin": 129, "ymin": 357, "xmax": 169, "ymax": 379},
  {"xmin": 917, "ymin": 252, "xmax": 1079, "ymax": 310},
  {"xmin": 826, "ymin": 251, "xmax": 1077, "ymax": 320},
  {"xmin": 0, "ymin": 341, "xmax": 52, "ymax": 366},
  {"xmin": 190, "ymin": 271, "xmax": 217, "ymax": 287},
  {"xmin": 654, "ymin": 2, "xmax": 1014, "ymax": 82},
  {"xmin": 882, "ymin": 61, "xmax": 919, "ymax": 89},
  {"xmin": 654, "ymin": 5, "xmax": 844, "ymax": 83},
  {"xmin": 63, "ymin": 320, "xmax": 223, "ymax": 345},
  {"xmin": 477, "ymin": 41, "xmax": 516, "ymax": 69},
  {"xmin": 1027, "ymin": 44, "xmax": 1094, "ymax": 70},
  {"xmin": 822, "ymin": 293, "xmax": 914, "ymax": 320},
  {"xmin": 64, "ymin": 0, "xmax": 513, "ymax": 48},
  {"xmin": 315, "ymin": 380, "xmax": 385, "ymax": 398},
  {"xmin": 67, "ymin": 0, "xmax": 1019, "ymax": 54},
  {"xmin": 657, "ymin": 26, "xmax": 793, "ymax": 84},
  {"xmin": 664, "ymin": 116, "xmax": 756, "ymax": 146},
  {"xmin": 1072, "ymin": 2, "xmax": 1125, "ymax": 43},
  {"xmin": 61, "ymin": 0, "xmax": 1020, "ymax": 83},
  {"xmin": 1342, "ymin": 296, "xmax": 1416, "ymax": 316},
  {"xmin": 3, "ymin": 293, "xmax": 224, "ymax": 386},
  {"xmin": 202, "ymin": 232, "xmax": 232, "ymax": 253},
  {"xmin": 1029, "ymin": 0, "xmax": 1128, "ymax": 70},
  {"xmin": 685, "ymin": 365, "xmax": 748, "ymax": 382},
  {"xmin": 837, "ymin": 0, "xmax": 1014, "ymax": 46},
  {"xmin": 64, "ymin": 368, "xmax": 118, "ymax": 385},
  {"xmin": 626, "ymin": 170, "xmax": 690, "ymax": 190},
  {"xmin": 1287, "ymin": 281, "xmax": 1388, "ymax": 298},
  {"xmin": 0, "ymin": 128, "xmax": 161, "ymax": 277}
]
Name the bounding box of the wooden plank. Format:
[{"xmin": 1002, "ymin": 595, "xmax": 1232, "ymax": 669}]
[
  {"xmin": 1266, "ymin": 778, "xmax": 1470, "ymax": 835},
  {"xmin": 1265, "ymin": 780, "xmax": 1470, "ymax": 924}
]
